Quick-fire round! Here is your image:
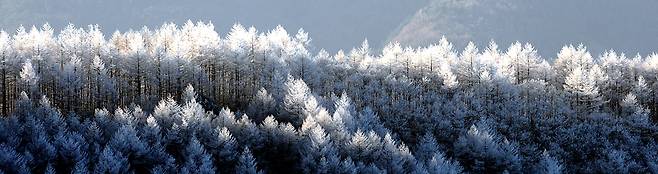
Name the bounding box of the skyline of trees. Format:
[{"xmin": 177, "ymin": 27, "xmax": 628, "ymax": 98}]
[{"xmin": 0, "ymin": 21, "xmax": 657, "ymax": 173}]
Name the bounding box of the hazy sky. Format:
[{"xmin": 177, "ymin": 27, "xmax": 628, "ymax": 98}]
[
  {"xmin": 0, "ymin": 0, "xmax": 427, "ymax": 53},
  {"xmin": 1, "ymin": 0, "xmax": 657, "ymax": 57}
]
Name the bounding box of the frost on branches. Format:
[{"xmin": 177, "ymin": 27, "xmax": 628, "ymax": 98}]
[{"xmin": 0, "ymin": 22, "xmax": 657, "ymax": 173}]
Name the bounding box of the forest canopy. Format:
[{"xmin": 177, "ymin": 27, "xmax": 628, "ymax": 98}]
[{"xmin": 0, "ymin": 22, "xmax": 657, "ymax": 173}]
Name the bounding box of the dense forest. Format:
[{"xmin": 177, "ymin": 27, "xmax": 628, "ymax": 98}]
[{"xmin": 0, "ymin": 22, "xmax": 657, "ymax": 173}]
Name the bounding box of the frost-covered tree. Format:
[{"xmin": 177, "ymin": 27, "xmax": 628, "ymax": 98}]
[
  {"xmin": 236, "ymin": 147, "xmax": 263, "ymax": 174},
  {"xmin": 535, "ymin": 151, "xmax": 562, "ymax": 174},
  {"xmin": 349, "ymin": 39, "xmax": 371, "ymax": 69},
  {"xmin": 59, "ymin": 56, "xmax": 83, "ymax": 112},
  {"xmin": 564, "ymin": 67, "xmax": 603, "ymax": 114},
  {"xmin": 108, "ymin": 124, "xmax": 149, "ymax": 165},
  {"xmin": 19, "ymin": 59, "xmax": 38, "ymax": 96},
  {"xmin": 454, "ymin": 42, "xmax": 480, "ymax": 87},
  {"xmin": 0, "ymin": 144, "xmax": 29, "ymax": 174},
  {"xmin": 212, "ymin": 127, "xmax": 238, "ymax": 163},
  {"xmin": 453, "ymin": 124, "xmax": 521, "ymax": 173},
  {"xmin": 554, "ymin": 45, "xmax": 593, "ymax": 85},
  {"xmin": 499, "ymin": 42, "xmax": 543, "ymax": 84},
  {"xmin": 415, "ymin": 132, "xmax": 440, "ymax": 162},
  {"xmin": 182, "ymin": 136, "xmax": 216, "ymax": 174},
  {"xmin": 95, "ymin": 146, "xmax": 129, "ymax": 174},
  {"xmin": 426, "ymin": 152, "xmax": 463, "ymax": 174},
  {"xmin": 247, "ymin": 88, "xmax": 276, "ymax": 122},
  {"xmin": 621, "ymin": 93, "xmax": 651, "ymax": 123},
  {"xmin": 283, "ymin": 77, "xmax": 313, "ymax": 125},
  {"xmin": 382, "ymin": 42, "xmax": 404, "ymax": 75},
  {"xmin": 632, "ymin": 76, "xmax": 651, "ymax": 105}
]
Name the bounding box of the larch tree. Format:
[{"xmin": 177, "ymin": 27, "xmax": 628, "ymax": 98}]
[
  {"xmin": 59, "ymin": 56, "xmax": 83, "ymax": 112},
  {"xmin": 382, "ymin": 42, "xmax": 403, "ymax": 75},
  {"xmin": 349, "ymin": 39, "xmax": 370, "ymax": 69},
  {"xmin": 535, "ymin": 151, "xmax": 563, "ymax": 174},
  {"xmin": 563, "ymin": 67, "xmax": 603, "ymax": 115},
  {"xmin": 19, "ymin": 59, "xmax": 38, "ymax": 99},
  {"xmin": 283, "ymin": 77, "xmax": 314, "ymax": 125},
  {"xmin": 454, "ymin": 42, "xmax": 480, "ymax": 87},
  {"xmin": 553, "ymin": 45, "xmax": 593, "ymax": 86},
  {"xmin": 236, "ymin": 147, "xmax": 263, "ymax": 174}
]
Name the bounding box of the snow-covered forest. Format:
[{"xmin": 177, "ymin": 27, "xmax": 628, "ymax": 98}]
[{"xmin": 1, "ymin": 22, "xmax": 657, "ymax": 173}]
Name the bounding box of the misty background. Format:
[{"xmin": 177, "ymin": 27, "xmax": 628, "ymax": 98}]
[{"xmin": 1, "ymin": 0, "xmax": 657, "ymax": 58}]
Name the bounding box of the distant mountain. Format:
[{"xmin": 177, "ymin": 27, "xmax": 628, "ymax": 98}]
[{"xmin": 390, "ymin": 0, "xmax": 658, "ymax": 57}]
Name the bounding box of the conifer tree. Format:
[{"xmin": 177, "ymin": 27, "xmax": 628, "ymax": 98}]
[
  {"xmin": 564, "ymin": 67, "xmax": 603, "ymax": 114},
  {"xmin": 236, "ymin": 147, "xmax": 262, "ymax": 174}
]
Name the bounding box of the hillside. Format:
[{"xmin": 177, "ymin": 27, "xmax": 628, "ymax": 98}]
[{"xmin": 0, "ymin": 22, "xmax": 657, "ymax": 173}]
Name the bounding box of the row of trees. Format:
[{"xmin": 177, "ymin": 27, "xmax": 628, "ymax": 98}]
[
  {"xmin": 0, "ymin": 22, "xmax": 657, "ymax": 173},
  {"xmin": 1, "ymin": 85, "xmax": 559, "ymax": 173}
]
